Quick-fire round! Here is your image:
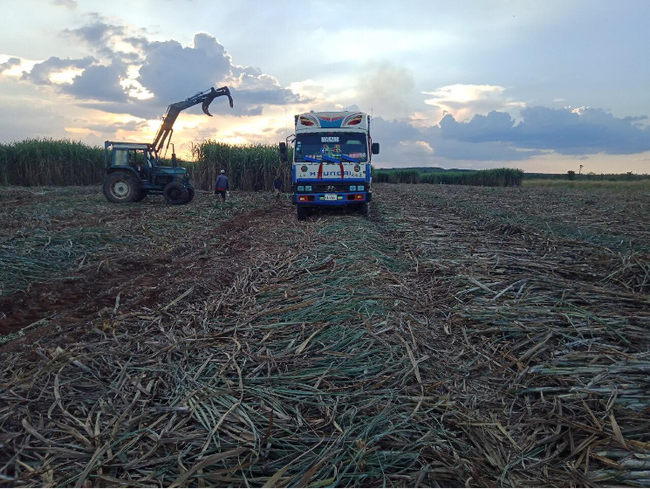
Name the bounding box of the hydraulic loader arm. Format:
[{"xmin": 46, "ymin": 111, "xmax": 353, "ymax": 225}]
[{"xmin": 151, "ymin": 86, "xmax": 233, "ymax": 155}]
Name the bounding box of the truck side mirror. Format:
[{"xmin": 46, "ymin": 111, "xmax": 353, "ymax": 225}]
[
  {"xmin": 279, "ymin": 142, "xmax": 288, "ymax": 162},
  {"xmin": 371, "ymin": 142, "xmax": 380, "ymax": 155}
]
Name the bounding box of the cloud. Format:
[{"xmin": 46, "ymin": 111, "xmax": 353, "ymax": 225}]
[
  {"xmin": 136, "ymin": 33, "xmax": 304, "ymax": 115},
  {"xmin": 287, "ymin": 79, "xmax": 326, "ymax": 100},
  {"xmin": 16, "ymin": 19, "xmax": 309, "ymax": 120},
  {"xmin": 372, "ymin": 116, "xmax": 536, "ymax": 164},
  {"xmin": 64, "ymin": 19, "xmax": 140, "ymax": 63},
  {"xmin": 357, "ymin": 62, "xmax": 415, "ymax": 119},
  {"xmin": 440, "ymin": 106, "xmax": 650, "ymax": 155},
  {"xmin": 53, "ymin": 0, "xmax": 77, "ymax": 8},
  {"xmin": 0, "ymin": 57, "xmax": 21, "ymax": 74},
  {"xmin": 439, "ymin": 110, "xmax": 515, "ymax": 142},
  {"xmin": 86, "ymin": 120, "xmax": 147, "ymax": 133},
  {"xmin": 372, "ymin": 116, "xmax": 420, "ymax": 147},
  {"xmin": 22, "ymin": 56, "xmax": 95, "ymax": 85},
  {"xmin": 423, "ymin": 84, "xmax": 525, "ymax": 121},
  {"xmin": 137, "ymin": 33, "xmax": 233, "ymax": 103},
  {"xmin": 61, "ymin": 61, "xmax": 128, "ymax": 102},
  {"xmin": 65, "ymin": 20, "xmax": 125, "ymax": 47},
  {"xmin": 76, "ymin": 100, "xmax": 161, "ymax": 120}
]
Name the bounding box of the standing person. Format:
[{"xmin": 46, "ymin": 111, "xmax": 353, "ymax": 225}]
[
  {"xmin": 273, "ymin": 174, "xmax": 283, "ymax": 202},
  {"xmin": 214, "ymin": 169, "xmax": 229, "ymax": 203}
]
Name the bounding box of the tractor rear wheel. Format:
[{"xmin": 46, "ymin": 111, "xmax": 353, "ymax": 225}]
[
  {"xmin": 103, "ymin": 172, "xmax": 140, "ymax": 203},
  {"xmin": 163, "ymin": 182, "xmax": 190, "ymax": 205},
  {"xmin": 186, "ymin": 186, "xmax": 195, "ymax": 204}
]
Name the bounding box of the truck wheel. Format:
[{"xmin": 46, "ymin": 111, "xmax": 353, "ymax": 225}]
[
  {"xmin": 133, "ymin": 189, "xmax": 148, "ymax": 202},
  {"xmin": 297, "ymin": 205, "xmax": 307, "ymax": 221},
  {"xmin": 103, "ymin": 172, "xmax": 140, "ymax": 203},
  {"xmin": 360, "ymin": 202, "xmax": 370, "ymax": 218},
  {"xmin": 163, "ymin": 182, "xmax": 190, "ymax": 205},
  {"xmin": 186, "ymin": 186, "xmax": 195, "ymax": 204}
]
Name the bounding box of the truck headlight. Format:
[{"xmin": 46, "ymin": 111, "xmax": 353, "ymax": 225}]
[
  {"xmin": 349, "ymin": 185, "xmax": 357, "ymax": 191},
  {"xmin": 358, "ymin": 185, "xmax": 364, "ymax": 191},
  {"xmin": 297, "ymin": 186, "xmax": 304, "ymax": 191},
  {"xmin": 306, "ymin": 185, "xmax": 312, "ymax": 191}
]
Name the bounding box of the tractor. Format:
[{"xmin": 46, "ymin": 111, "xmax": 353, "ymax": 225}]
[{"xmin": 102, "ymin": 86, "xmax": 233, "ymax": 205}]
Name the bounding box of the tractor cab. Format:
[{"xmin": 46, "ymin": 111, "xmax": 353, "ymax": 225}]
[{"xmin": 103, "ymin": 141, "xmax": 194, "ymax": 205}]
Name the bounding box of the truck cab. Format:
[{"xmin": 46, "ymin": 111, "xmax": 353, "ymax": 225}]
[{"xmin": 280, "ymin": 111, "xmax": 379, "ymax": 220}]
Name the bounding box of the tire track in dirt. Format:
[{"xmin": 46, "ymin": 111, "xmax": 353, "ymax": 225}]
[{"xmin": 0, "ymin": 205, "xmax": 286, "ymax": 354}]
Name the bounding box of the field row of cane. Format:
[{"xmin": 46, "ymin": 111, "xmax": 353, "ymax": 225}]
[{"xmin": 2, "ymin": 139, "xmax": 525, "ymax": 190}]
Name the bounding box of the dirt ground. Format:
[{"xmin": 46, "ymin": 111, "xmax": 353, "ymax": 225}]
[{"xmin": 0, "ymin": 184, "xmax": 648, "ymax": 487}]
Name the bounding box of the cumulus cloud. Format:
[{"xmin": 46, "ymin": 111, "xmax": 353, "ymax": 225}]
[
  {"xmin": 372, "ymin": 116, "xmax": 536, "ymax": 165},
  {"xmin": 440, "ymin": 106, "xmax": 650, "ymax": 155},
  {"xmin": 48, "ymin": 22, "xmax": 309, "ymax": 117},
  {"xmin": 13, "ymin": 17, "xmax": 311, "ymax": 121},
  {"xmin": 22, "ymin": 56, "xmax": 95, "ymax": 85},
  {"xmin": 372, "ymin": 117, "xmax": 420, "ymax": 147},
  {"xmin": 61, "ymin": 61, "xmax": 128, "ymax": 102},
  {"xmin": 424, "ymin": 84, "xmax": 525, "ymax": 121},
  {"xmin": 64, "ymin": 19, "xmax": 141, "ymax": 63},
  {"xmin": 137, "ymin": 33, "xmax": 232, "ymax": 103},
  {"xmin": 0, "ymin": 57, "xmax": 21, "ymax": 74},
  {"xmin": 65, "ymin": 20, "xmax": 125, "ymax": 47},
  {"xmin": 439, "ymin": 110, "xmax": 515, "ymax": 142},
  {"xmin": 425, "ymin": 126, "xmax": 540, "ymax": 161},
  {"xmin": 134, "ymin": 33, "xmax": 304, "ymax": 116}
]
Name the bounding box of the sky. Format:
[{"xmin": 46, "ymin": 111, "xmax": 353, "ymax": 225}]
[{"xmin": 1, "ymin": 0, "xmax": 649, "ymax": 173}]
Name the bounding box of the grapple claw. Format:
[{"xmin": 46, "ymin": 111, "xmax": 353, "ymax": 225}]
[
  {"xmin": 202, "ymin": 92, "xmax": 217, "ymax": 117},
  {"xmin": 202, "ymin": 87, "xmax": 233, "ymax": 116}
]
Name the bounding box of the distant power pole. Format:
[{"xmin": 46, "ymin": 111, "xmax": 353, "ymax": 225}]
[{"xmin": 579, "ymin": 164, "xmax": 584, "ymax": 175}]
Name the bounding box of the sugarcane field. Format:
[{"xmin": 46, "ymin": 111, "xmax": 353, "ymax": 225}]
[
  {"xmin": 1, "ymin": 179, "xmax": 648, "ymax": 487},
  {"xmin": 2, "ymin": 2, "xmax": 650, "ymax": 488}
]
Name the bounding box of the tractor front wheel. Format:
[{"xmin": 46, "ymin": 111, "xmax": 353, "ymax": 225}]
[
  {"xmin": 186, "ymin": 186, "xmax": 195, "ymax": 204},
  {"xmin": 359, "ymin": 202, "xmax": 370, "ymax": 218},
  {"xmin": 163, "ymin": 182, "xmax": 190, "ymax": 205},
  {"xmin": 103, "ymin": 172, "xmax": 140, "ymax": 203}
]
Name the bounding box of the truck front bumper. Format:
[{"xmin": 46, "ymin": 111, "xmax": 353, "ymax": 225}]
[{"xmin": 293, "ymin": 192, "xmax": 372, "ymax": 206}]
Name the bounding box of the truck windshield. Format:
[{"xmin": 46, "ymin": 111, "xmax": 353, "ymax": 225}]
[{"xmin": 295, "ymin": 133, "xmax": 368, "ymax": 162}]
